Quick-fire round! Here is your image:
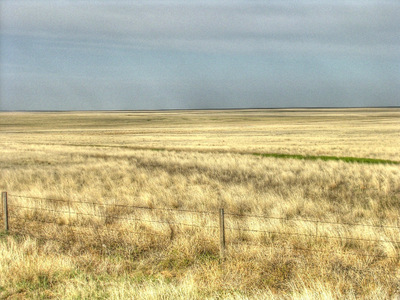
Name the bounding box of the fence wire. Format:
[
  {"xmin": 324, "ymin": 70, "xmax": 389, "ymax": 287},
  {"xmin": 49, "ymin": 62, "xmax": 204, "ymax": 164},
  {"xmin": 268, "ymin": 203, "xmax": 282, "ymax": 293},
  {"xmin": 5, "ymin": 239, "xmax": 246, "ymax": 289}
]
[
  {"xmin": 9, "ymin": 193, "xmax": 399, "ymax": 229},
  {"xmin": 228, "ymin": 240, "xmax": 398, "ymax": 259},
  {"xmin": 8, "ymin": 194, "xmax": 216, "ymax": 215},
  {"xmin": 9, "ymin": 214, "xmax": 216, "ymax": 244},
  {"xmin": 8, "ymin": 204, "xmax": 219, "ymax": 229},
  {"xmin": 3, "ymin": 193, "xmax": 400, "ymax": 260}
]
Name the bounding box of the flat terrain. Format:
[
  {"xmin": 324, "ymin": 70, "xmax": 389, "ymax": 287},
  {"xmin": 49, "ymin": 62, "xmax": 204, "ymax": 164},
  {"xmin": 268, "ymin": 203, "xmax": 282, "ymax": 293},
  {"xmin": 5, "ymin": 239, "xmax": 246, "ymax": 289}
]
[
  {"xmin": 1, "ymin": 108, "xmax": 399, "ymax": 160},
  {"xmin": 0, "ymin": 108, "xmax": 400, "ymax": 299}
]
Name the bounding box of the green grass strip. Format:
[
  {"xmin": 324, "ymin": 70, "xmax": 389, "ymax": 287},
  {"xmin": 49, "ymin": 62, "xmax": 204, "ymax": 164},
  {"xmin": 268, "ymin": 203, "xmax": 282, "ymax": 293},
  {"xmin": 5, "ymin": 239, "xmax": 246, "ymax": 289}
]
[
  {"xmin": 252, "ymin": 153, "xmax": 400, "ymax": 165},
  {"xmin": 62, "ymin": 143, "xmax": 399, "ymax": 165}
]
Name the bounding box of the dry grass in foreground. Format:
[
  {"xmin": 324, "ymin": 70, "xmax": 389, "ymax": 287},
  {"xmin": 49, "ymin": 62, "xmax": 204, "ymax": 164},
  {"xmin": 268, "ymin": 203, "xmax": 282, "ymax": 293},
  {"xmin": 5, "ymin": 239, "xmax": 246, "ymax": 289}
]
[{"xmin": 0, "ymin": 108, "xmax": 400, "ymax": 299}]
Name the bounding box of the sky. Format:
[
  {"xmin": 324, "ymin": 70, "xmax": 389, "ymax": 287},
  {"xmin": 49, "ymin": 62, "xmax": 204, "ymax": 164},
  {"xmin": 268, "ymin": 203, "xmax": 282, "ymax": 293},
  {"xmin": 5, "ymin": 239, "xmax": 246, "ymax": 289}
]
[{"xmin": 1, "ymin": 0, "xmax": 399, "ymax": 111}]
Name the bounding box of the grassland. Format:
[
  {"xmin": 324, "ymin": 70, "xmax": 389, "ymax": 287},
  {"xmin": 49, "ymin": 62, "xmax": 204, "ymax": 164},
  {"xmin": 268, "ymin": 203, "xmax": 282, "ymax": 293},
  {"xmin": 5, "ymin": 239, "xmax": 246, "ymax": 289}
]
[{"xmin": 0, "ymin": 108, "xmax": 399, "ymax": 299}]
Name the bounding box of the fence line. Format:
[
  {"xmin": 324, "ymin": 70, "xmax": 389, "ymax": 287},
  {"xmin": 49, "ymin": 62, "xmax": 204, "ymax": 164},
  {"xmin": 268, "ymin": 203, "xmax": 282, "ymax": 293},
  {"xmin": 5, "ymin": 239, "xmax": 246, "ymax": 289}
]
[
  {"xmin": 9, "ymin": 202, "xmax": 400, "ymax": 243},
  {"xmin": 226, "ymin": 227, "xmax": 400, "ymax": 244},
  {"xmin": 11, "ymin": 216, "xmax": 214, "ymax": 242},
  {"xmin": 8, "ymin": 194, "xmax": 216, "ymax": 215},
  {"xmin": 10, "ymin": 228, "xmax": 399, "ymax": 260},
  {"xmin": 9, "ymin": 205, "xmax": 400, "ymax": 246},
  {"xmin": 9, "ymin": 193, "xmax": 399, "ymax": 229},
  {"xmin": 2, "ymin": 192, "xmax": 400, "ymax": 260},
  {"xmin": 225, "ymin": 211, "xmax": 400, "ymax": 229},
  {"xmin": 228, "ymin": 239, "xmax": 397, "ymax": 259},
  {"xmin": 8, "ymin": 204, "xmax": 219, "ymax": 229}
]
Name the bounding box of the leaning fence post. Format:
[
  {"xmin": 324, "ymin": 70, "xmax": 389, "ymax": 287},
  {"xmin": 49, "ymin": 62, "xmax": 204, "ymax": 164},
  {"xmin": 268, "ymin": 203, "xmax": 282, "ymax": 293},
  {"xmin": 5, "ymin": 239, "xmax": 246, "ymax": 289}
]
[
  {"xmin": 2, "ymin": 192, "xmax": 8, "ymax": 233},
  {"xmin": 219, "ymin": 208, "xmax": 226, "ymax": 260}
]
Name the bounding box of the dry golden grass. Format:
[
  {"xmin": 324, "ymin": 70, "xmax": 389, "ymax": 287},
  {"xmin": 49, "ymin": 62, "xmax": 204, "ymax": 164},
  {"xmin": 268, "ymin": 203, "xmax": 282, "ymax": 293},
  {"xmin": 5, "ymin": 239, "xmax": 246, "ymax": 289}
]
[{"xmin": 0, "ymin": 108, "xmax": 400, "ymax": 299}]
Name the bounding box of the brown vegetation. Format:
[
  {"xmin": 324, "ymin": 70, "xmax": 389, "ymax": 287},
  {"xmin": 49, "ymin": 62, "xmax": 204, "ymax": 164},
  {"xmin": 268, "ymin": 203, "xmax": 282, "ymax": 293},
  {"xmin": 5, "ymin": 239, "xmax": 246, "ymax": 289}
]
[{"xmin": 0, "ymin": 108, "xmax": 399, "ymax": 298}]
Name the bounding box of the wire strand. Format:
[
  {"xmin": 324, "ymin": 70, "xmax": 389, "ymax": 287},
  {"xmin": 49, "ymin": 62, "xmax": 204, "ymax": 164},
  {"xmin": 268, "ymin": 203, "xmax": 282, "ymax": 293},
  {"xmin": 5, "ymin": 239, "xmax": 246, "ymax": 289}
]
[
  {"xmin": 9, "ymin": 194, "xmax": 399, "ymax": 229},
  {"xmin": 9, "ymin": 205, "xmax": 219, "ymax": 229},
  {"xmin": 8, "ymin": 194, "xmax": 216, "ymax": 215},
  {"xmin": 225, "ymin": 227, "xmax": 400, "ymax": 244},
  {"xmin": 225, "ymin": 212, "xmax": 400, "ymax": 229},
  {"xmin": 227, "ymin": 240, "xmax": 398, "ymax": 259}
]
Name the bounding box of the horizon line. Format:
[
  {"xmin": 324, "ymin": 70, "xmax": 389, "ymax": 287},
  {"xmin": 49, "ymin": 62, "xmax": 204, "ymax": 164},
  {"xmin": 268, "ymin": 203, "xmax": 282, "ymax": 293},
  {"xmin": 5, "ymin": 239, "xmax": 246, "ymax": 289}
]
[{"xmin": 1, "ymin": 106, "xmax": 399, "ymax": 113}]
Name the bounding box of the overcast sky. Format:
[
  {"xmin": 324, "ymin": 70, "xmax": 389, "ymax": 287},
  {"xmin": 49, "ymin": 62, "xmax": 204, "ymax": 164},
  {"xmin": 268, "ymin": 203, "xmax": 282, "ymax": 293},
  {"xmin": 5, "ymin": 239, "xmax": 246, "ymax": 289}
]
[{"xmin": 1, "ymin": 0, "xmax": 399, "ymax": 110}]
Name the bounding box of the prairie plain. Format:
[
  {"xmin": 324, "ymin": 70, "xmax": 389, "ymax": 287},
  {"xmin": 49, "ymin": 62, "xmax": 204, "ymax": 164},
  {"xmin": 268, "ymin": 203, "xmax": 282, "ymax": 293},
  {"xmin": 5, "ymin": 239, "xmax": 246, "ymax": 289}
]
[{"xmin": 0, "ymin": 108, "xmax": 400, "ymax": 299}]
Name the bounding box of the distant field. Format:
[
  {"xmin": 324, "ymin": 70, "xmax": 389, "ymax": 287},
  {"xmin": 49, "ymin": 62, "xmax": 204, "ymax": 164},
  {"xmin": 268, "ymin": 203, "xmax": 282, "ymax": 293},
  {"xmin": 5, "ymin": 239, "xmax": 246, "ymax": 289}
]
[
  {"xmin": 1, "ymin": 108, "xmax": 399, "ymax": 160},
  {"xmin": 1, "ymin": 108, "xmax": 400, "ymax": 299}
]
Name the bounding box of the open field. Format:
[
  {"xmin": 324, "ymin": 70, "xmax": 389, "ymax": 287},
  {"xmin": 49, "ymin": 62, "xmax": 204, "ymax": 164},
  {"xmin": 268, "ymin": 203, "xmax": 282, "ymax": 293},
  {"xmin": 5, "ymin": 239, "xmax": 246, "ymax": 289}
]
[{"xmin": 1, "ymin": 108, "xmax": 400, "ymax": 299}]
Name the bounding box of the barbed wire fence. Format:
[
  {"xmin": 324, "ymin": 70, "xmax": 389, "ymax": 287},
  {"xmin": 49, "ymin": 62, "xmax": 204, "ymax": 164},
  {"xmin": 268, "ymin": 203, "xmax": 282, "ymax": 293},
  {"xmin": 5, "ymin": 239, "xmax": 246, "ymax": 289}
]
[{"xmin": 2, "ymin": 191, "xmax": 400, "ymax": 260}]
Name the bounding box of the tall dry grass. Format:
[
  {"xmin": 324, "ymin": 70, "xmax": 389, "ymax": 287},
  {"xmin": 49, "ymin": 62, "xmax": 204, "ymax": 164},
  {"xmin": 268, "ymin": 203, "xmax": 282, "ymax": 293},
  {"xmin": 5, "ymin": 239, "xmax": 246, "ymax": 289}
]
[{"xmin": 0, "ymin": 108, "xmax": 399, "ymax": 298}]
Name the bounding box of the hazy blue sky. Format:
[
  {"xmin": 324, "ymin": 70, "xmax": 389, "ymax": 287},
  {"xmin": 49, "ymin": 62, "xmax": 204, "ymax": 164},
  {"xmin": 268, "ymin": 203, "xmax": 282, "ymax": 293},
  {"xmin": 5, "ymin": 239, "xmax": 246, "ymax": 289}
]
[{"xmin": 1, "ymin": 0, "xmax": 399, "ymax": 110}]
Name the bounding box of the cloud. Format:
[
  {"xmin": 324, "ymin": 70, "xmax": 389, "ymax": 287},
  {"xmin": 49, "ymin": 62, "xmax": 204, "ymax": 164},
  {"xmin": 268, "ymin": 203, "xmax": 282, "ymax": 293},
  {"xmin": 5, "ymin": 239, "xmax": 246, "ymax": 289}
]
[
  {"xmin": 1, "ymin": 1, "xmax": 399, "ymax": 110},
  {"xmin": 2, "ymin": 1, "xmax": 400, "ymax": 56}
]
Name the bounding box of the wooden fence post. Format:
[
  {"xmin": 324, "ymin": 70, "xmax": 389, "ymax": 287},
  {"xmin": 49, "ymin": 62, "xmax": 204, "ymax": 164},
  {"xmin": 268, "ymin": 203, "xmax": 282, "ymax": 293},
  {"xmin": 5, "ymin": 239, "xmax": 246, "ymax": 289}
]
[
  {"xmin": 219, "ymin": 208, "xmax": 226, "ymax": 260},
  {"xmin": 2, "ymin": 192, "xmax": 8, "ymax": 233}
]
